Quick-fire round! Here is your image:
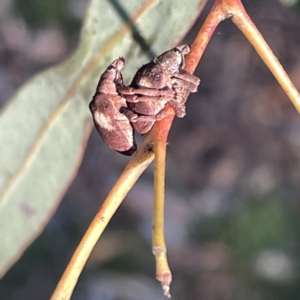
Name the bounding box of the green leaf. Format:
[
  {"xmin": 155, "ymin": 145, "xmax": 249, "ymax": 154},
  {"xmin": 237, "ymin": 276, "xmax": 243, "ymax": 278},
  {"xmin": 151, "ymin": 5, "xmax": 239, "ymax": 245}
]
[{"xmin": 0, "ymin": 0, "xmax": 206, "ymax": 277}]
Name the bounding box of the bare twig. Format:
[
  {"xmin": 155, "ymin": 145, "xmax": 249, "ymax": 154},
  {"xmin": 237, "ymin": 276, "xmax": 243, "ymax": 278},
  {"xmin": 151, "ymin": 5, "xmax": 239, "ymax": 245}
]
[
  {"xmin": 50, "ymin": 145, "xmax": 154, "ymax": 300},
  {"xmin": 152, "ymin": 106, "xmax": 174, "ymax": 298},
  {"xmin": 227, "ymin": 0, "xmax": 300, "ymax": 112}
]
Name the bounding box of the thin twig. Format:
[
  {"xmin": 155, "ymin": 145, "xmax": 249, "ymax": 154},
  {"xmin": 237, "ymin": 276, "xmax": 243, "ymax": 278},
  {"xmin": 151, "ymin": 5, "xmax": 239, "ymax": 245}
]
[
  {"xmin": 227, "ymin": 0, "xmax": 300, "ymax": 112},
  {"xmin": 152, "ymin": 106, "xmax": 174, "ymax": 298},
  {"xmin": 151, "ymin": 3, "xmax": 226, "ymax": 295},
  {"xmin": 185, "ymin": 0, "xmax": 225, "ymax": 73},
  {"xmin": 50, "ymin": 142, "xmax": 155, "ymax": 300},
  {"xmin": 150, "ymin": 2, "xmax": 227, "ymax": 296}
]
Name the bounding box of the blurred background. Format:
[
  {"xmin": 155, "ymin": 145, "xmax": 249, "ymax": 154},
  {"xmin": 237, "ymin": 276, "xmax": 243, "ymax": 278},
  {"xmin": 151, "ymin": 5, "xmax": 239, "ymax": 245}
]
[{"xmin": 1, "ymin": 0, "xmax": 300, "ymax": 299}]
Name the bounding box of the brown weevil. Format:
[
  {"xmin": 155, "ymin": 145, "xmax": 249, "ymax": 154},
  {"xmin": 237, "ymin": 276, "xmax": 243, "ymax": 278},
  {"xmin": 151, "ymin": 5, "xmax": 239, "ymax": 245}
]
[
  {"xmin": 89, "ymin": 58, "xmax": 138, "ymax": 156},
  {"xmin": 90, "ymin": 45, "xmax": 200, "ymax": 155},
  {"xmin": 118, "ymin": 44, "xmax": 200, "ymax": 134}
]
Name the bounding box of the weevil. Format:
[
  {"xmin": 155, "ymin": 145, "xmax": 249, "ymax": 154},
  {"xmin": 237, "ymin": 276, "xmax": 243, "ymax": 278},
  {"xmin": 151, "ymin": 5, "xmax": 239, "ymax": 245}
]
[
  {"xmin": 90, "ymin": 46, "xmax": 200, "ymax": 155},
  {"xmin": 118, "ymin": 44, "xmax": 200, "ymax": 134},
  {"xmin": 89, "ymin": 58, "xmax": 138, "ymax": 156}
]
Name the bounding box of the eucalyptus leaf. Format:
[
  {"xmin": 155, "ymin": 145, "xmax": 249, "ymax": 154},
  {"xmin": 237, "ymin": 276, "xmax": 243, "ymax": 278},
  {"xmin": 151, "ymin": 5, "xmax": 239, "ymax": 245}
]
[{"xmin": 0, "ymin": 0, "xmax": 205, "ymax": 277}]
